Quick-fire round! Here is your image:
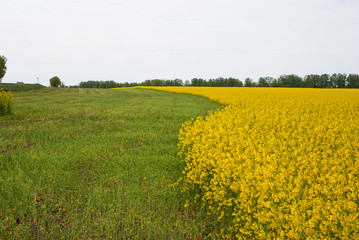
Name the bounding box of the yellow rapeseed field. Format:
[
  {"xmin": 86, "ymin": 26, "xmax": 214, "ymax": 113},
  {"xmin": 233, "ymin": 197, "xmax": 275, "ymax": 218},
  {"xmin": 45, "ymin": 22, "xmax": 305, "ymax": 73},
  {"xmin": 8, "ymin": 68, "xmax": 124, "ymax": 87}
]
[
  {"xmin": 141, "ymin": 87, "xmax": 359, "ymax": 239},
  {"xmin": 0, "ymin": 88, "xmax": 13, "ymax": 115}
]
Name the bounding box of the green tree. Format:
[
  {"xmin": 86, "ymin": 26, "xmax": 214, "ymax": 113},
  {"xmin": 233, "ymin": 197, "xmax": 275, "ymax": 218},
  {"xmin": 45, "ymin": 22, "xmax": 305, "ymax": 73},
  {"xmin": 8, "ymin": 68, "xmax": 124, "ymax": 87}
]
[
  {"xmin": 318, "ymin": 74, "xmax": 329, "ymax": 88},
  {"xmin": 50, "ymin": 76, "xmax": 61, "ymax": 87},
  {"xmin": 227, "ymin": 77, "xmax": 242, "ymax": 87},
  {"xmin": 143, "ymin": 80, "xmax": 152, "ymax": 86},
  {"xmin": 278, "ymin": 74, "xmax": 303, "ymax": 88},
  {"xmin": 346, "ymin": 74, "xmax": 359, "ymax": 88},
  {"xmin": 191, "ymin": 78, "xmax": 205, "ymax": 86},
  {"xmin": 278, "ymin": 74, "xmax": 303, "ymax": 87},
  {"xmin": 173, "ymin": 79, "xmax": 183, "ymax": 86},
  {"xmin": 270, "ymin": 79, "xmax": 281, "ymax": 87},
  {"xmin": 329, "ymin": 73, "xmax": 347, "ymax": 88},
  {"xmin": 244, "ymin": 78, "xmax": 254, "ymax": 87},
  {"xmin": 257, "ymin": 77, "xmax": 274, "ymax": 87},
  {"xmin": 303, "ymin": 74, "xmax": 320, "ymax": 88},
  {"xmin": 0, "ymin": 55, "xmax": 7, "ymax": 82}
]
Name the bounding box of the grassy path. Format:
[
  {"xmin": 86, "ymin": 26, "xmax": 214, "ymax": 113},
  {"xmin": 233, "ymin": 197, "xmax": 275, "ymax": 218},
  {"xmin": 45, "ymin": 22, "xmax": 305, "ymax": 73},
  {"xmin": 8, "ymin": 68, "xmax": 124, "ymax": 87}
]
[{"xmin": 0, "ymin": 88, "xmax": 219, "ymax": 239}]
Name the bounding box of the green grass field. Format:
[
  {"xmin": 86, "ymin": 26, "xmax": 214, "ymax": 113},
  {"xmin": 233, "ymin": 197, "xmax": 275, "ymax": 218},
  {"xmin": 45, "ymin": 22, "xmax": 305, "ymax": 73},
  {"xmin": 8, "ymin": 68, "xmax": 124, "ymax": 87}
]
[{"xmin": 0, "ymin": 88, "xmax": 220, "ymax": 239}]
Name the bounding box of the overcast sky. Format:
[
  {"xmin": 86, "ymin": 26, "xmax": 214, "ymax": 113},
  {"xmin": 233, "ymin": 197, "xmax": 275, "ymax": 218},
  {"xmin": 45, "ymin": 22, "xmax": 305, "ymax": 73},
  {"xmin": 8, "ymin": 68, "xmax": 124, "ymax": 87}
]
[{"xmin": 1, "ymin": 0, "xmax": 358, "ymax": 86}]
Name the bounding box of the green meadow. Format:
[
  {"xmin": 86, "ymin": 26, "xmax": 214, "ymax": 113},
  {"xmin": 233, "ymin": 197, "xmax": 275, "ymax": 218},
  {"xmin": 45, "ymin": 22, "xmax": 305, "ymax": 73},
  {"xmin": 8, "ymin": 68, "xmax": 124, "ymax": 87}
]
[{"xmin": 0, "ymin": 88, "xmax": 220, "ymax": 239}]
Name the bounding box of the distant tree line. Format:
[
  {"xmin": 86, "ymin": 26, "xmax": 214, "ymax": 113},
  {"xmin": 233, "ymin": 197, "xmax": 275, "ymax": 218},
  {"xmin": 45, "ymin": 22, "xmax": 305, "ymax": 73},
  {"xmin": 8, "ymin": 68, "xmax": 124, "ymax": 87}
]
[
  {"xmin": 71, "ymin": 74, "xmax": 359, "ymax": 89},
  {"xmin": 255, "ymin": 74, "xmax": 359, "ymax": 88},
  {"xmin": 70, "ymin": 80, "xmax": 138, "ymax": 88},
  {"xmin": 190, "ymin": 77, "xmax": 243, "ymax": 87},
  {"xmin": 141, "ymin": 79, "xmax": 184, "ymax": 86}
]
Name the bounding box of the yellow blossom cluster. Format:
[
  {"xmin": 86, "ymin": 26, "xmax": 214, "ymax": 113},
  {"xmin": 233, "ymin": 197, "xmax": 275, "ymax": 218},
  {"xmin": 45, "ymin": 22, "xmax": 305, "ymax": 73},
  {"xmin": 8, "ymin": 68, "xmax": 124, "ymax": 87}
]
[
  {"xmin": 141, "ymin": 87, "xmax": 359, "ymax": 239},
  {"xmin": 0, "ymin": 88, "xmax": 13, "ymax": 115}
]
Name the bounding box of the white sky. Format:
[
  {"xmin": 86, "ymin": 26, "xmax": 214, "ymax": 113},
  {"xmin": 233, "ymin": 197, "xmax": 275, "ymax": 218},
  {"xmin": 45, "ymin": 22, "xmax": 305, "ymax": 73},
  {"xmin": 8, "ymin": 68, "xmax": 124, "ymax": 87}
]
[{"xmin": 1, "ymin": 0, "xmax": 358, "ymax": 86}]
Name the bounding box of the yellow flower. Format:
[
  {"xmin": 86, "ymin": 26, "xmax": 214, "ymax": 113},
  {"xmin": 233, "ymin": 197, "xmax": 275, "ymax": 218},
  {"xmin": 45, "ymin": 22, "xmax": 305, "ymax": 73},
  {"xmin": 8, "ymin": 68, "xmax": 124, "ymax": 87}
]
[
  {"xmin": 140, "ymin": 86, "xmax": 359, "ymax": 239},
  {"xmin": 0, "ymin": 88, "xmax": 13, "ymax": 115}
]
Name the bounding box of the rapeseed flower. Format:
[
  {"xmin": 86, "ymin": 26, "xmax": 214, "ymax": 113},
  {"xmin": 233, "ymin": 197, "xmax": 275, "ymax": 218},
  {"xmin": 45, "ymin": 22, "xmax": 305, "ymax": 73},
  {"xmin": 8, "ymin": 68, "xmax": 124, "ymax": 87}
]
[
  {"xmin": 0, "ymin": 88, "xmax": 13, "ymax": 115},
  {"xmin": 141, "ymin": 87, "xmax": 359, "ymax": 239}
]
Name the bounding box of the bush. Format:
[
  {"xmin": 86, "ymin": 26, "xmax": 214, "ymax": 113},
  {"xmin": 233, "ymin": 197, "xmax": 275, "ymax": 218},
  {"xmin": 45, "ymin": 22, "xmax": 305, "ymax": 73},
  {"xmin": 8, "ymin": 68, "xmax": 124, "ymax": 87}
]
[{"xmin": 0, "ymin": 88, "xmax": 13, "ymax": 115}]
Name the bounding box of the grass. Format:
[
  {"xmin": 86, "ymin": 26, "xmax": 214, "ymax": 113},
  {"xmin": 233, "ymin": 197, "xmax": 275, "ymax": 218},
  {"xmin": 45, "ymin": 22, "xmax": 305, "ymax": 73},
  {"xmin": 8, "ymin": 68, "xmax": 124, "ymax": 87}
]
[
  {"xmin": 0, "ymin": 83, "xmax": 46, "ymax": 91},
  {"xmin": 0, "ymin": 88, "xmax": 220, "ymax": 239}
]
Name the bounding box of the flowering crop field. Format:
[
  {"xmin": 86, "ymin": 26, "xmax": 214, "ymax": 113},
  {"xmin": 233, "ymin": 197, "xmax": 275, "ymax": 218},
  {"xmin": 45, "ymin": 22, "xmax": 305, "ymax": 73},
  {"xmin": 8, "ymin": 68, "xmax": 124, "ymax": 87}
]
[{"xmin": 141, "ymin": 87, "xmax": 359, "ymax": 239}]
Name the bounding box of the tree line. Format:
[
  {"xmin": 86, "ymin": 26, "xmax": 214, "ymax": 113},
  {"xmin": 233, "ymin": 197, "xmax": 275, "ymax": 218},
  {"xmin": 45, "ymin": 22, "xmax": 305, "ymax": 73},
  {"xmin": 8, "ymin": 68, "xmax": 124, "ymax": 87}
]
[
  {"xmin": 1, "ymin": 55, "xmax": 359, "ymax": 88},
  {"xmin": 73, "ymin": 80, "xmax": 138, "ymax": 89},
  {"xmin": 255, "ymin": 74, "xmax": 359, "ymax": 88},
  {"xmin": 72, "ymin": 74, "xmax": 359, "ymax": 89}
]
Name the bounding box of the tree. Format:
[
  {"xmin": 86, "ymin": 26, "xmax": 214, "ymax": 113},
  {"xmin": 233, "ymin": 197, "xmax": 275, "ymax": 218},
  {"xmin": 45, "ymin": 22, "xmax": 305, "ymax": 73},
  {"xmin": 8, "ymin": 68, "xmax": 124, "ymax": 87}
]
[
  {"xmin": 227, "ymin": 77, "xmax": 242, "ymax": 87},
  {"xmin": 244, "ymin": 78, "xmax": 254, "ymax": 87},
  {"xmin": 270, "ymin": 79, "xmax": 281, "ymax": 87},
  {"xmin": 278, "ymin": 74, "xmax": 303, "ymax": 88},
  {"xmin": 346, "ymin": 74, "xmax": 359, "ymax": 88},
  {"xmin": 303, "ymin": 74, "xmax": 320, "ymax": 88},
  {"xmin": 0, "ymin": 55, "xmax": 7, "ymax": 82},
  {"xmin": 50, "ymin": 76, "xmax": 61, "ymax": 87},
  {"xmin": 173, "ymin": 79, "xmax": 183, "ymax": 86},
  {"xmin": 236, "ymin": 79, "xmax": 244, "ymax": 87},
  {"xmin": 318, "ymin": 74, "xmax": 329, "ymax": 88},
  {"xmin": 257, "ymin": 77, "xmax": 274, "ymax": 87},
  {"xmin": 191, "ymin": 78, "xmax": 206, "ymax": 86},
  {"xmin": 329, "ymin": 73, "xmax": 347, "ymax": 88}
]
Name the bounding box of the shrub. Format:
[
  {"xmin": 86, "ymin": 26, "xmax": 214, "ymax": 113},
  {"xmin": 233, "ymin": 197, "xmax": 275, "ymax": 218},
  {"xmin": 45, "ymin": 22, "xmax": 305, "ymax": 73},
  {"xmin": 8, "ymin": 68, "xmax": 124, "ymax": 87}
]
[{"xmin": 0, "ymin": 88, "xmax": 13, "ymax": 115}]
